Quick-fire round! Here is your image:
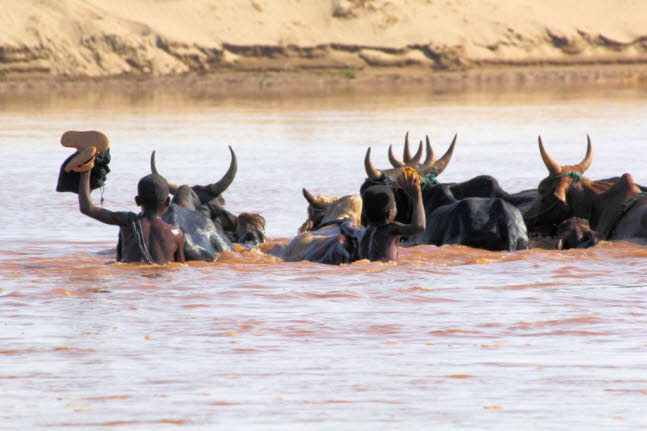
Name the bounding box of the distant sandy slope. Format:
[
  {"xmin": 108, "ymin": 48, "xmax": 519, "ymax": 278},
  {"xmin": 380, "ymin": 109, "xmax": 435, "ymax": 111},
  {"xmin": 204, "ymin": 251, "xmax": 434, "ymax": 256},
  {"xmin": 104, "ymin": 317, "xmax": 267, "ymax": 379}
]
[{"xmin": 1, "ymin": 0, "xmax": 646, "ymax": 79}]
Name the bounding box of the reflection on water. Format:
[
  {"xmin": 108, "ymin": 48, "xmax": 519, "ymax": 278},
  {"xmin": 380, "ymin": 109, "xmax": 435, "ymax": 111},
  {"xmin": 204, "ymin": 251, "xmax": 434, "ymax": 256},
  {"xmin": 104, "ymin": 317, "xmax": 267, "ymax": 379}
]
[{"xmin": 1, "ymin": 84, "xmax": 647, "ymax": 429}]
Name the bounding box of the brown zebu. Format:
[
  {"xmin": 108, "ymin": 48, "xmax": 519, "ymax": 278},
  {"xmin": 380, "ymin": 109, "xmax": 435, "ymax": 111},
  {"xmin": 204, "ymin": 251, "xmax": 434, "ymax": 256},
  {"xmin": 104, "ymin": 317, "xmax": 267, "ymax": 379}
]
[{"xmin": 524, "ymin": 136, "xmax": 647, "ymax": 241}]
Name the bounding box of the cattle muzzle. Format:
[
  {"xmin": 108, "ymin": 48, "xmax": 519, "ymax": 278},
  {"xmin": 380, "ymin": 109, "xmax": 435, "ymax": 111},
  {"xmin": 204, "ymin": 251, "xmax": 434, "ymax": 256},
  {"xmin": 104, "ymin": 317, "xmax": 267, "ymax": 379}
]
[{"xmin": 236, "ymin": 230, "xmax": 266, "ymax": 247}]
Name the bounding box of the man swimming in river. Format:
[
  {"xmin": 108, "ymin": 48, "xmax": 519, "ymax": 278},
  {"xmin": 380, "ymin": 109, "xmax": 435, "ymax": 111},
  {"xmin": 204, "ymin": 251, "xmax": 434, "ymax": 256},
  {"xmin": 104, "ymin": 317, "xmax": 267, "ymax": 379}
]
[
  {"xmin": 357, "ymin": 169, "xmax": 426, "ymax": 262},
  {"xmin": 78, "ymin": 170, "xmax": 185, "ymax": 264}
]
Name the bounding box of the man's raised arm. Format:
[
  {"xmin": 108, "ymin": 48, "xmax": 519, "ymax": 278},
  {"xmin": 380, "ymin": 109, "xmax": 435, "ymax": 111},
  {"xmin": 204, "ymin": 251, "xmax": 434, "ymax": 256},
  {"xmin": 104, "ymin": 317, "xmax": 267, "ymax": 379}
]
[{"xmin": 78, "ymin": 171, "xmax": 129, "ymax": 226}]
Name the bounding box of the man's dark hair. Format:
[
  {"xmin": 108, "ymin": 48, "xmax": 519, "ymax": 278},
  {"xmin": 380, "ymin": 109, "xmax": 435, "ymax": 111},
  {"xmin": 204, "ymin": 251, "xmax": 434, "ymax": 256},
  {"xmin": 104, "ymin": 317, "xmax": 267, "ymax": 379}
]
[
  {"xmin": 137, "ymin": 174, "xmax": 169, "ymax": 208},
  {"xmin": 362, "ymin": 185, "xmax": 395, "ymax": 225}
]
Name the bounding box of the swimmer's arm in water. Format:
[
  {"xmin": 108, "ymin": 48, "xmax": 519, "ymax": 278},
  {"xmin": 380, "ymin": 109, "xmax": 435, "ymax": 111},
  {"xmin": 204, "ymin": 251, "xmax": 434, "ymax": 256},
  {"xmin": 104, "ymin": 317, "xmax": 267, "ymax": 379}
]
[
  {"xmin": 389, "ymin": 175, "xmax": 426, "ymax": 236},
  {"xmin": 78, "ymin": 170, "xmax": 130, "ymax": 226}
]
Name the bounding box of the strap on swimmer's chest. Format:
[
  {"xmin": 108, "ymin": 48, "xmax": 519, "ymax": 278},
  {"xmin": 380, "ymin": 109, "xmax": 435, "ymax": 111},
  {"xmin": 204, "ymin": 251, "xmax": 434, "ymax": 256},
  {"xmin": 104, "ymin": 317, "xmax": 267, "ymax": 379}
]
[{"xmin": 129, "ymin": 213, "xmax": 154, "ymax": 264}]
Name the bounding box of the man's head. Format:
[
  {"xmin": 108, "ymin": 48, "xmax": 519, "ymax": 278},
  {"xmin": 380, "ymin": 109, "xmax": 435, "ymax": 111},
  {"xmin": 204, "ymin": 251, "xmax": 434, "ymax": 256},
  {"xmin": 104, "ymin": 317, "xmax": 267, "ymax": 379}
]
[
  {"xmin": 362, "ymin": 185, "xmax": 396, "ymax": 225},
  {"xmin": 135, "ymin": 174, "xmax": 170, "ymax": 212}
]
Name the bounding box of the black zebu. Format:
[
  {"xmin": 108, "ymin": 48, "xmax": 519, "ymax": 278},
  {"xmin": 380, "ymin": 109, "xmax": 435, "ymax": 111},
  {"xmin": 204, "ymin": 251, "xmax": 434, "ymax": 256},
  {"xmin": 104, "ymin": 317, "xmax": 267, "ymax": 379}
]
[
  {"xmin": 360, "ymin": 133, "xmax": 529, "ymax": 251},
  {"xmin": 150, "ymin": 148, "xmax": 240, "ymax": 261}
]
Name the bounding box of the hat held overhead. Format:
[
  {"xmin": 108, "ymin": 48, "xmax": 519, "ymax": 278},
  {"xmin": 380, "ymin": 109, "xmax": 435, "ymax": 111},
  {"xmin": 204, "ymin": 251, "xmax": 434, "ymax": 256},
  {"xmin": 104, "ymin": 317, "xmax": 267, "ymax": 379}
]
[{"xmin": 61, "ymin": 130, "xmax": 110, "ymax": 173}]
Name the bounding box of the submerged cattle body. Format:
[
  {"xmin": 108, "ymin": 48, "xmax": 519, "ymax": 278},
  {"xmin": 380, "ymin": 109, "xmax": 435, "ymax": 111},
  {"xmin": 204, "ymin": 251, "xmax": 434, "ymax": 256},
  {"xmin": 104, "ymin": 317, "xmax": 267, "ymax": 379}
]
[
  {"xmin": 274, "ymin": 190, "xmax": 363, "ymax": 264},
  {"xmin": 362, "ymin": 134, "xmax": 529, "ymax": 251},
  {"xmin": 152, "ymin": 149, "xmax": 267, "ymax": 252},
  {"xmin": 447, "ymin": 176, "xmax": 537, "ymax": 213},
  {"xmin": 162, "ymin": 201, "xmax": 232, "ymax": 261},
  {"xmin": 405, "ymin": 184, "xmax": 529, "ymax": 251},
  {"xmin": 524, "ymin": 136, "xmax": 647, "ymax": 242},
  {"xmin": 150, "ymin": 149, "xmax": 240, "ymax": 261}
]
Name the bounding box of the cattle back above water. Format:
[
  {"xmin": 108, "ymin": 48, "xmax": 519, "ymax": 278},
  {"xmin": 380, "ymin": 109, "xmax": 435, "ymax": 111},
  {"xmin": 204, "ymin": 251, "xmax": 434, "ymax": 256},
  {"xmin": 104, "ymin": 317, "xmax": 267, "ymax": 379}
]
[
  {"xmin": 406, "ymin": 184, "xmax": 529, "ymax": 251},
  {"xmin": 274, "ymin": 191, "xmax": 363, "ymax": 264},
  {"xmin": 163, "ymin": 203, "xmax": 233, "ymax": 261},
  {"xmin": 150, "ymin": 149, "xmax": 238, "ymax": 261}
]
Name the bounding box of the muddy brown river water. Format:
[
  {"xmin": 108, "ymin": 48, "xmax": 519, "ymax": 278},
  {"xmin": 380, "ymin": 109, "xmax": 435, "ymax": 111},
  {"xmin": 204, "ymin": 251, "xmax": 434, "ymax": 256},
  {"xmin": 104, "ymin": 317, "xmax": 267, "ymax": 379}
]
[{"xmin": 1, "ymin": 85, "xmax": 647, "ymax": 429}]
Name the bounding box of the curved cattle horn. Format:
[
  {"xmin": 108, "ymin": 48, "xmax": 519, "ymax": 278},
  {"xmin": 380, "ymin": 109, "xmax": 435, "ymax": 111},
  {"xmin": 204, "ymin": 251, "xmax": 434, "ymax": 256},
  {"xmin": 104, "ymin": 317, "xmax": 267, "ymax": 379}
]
[
  {"xmin": 150, "ymin": 151, "xmax": 180, "ymax": 194},
  {"xmin": 364, "ymin": 147, "xmax": 382, "ymax": 180},
  {"xmin": 538, "ymin": 136, "xmax": 562, "ymax": 176},
  {"xmin": 207, "ymin": 146, "xmax": 238, "ymax": 197},
  {"xmin": 403, "ymin": 131, "xmax": 412, "ymax": 163},
  {"xmin": 406, "ymin": 140, "xmax": 423, "ymax": 166},
  {"xmin": 573, "ymin": 135, "xmax": 593, "ymax": 173},
  {"xmin": 388, "ymin": 145, "xmax": 404, "ymax": 167},
  {"xmin": 421, "ymin": 135, "xmax": 436, "ymax": 168},
  {"xmin": 302, "ymin": 188, "xmax": 324, "ymax": 209},
  {"xmin": 430, "ymin": 134, "xmax": 457, "ymax": 175}
]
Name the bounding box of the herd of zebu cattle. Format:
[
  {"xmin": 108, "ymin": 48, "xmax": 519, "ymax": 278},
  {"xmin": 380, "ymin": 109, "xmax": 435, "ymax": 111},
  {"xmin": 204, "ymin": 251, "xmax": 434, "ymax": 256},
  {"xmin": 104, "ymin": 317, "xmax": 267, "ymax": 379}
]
[{"xmin": 150, "ymin": 133, "xmax": 647, "ymax": 264}]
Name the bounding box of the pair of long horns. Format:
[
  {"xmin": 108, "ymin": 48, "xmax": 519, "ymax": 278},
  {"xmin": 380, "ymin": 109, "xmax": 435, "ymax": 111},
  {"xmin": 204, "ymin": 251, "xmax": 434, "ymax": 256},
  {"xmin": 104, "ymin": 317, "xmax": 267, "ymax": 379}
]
[
  {"xmin": 150, "ymin": 146, "xmax": 238, "ymax": 197},
  {"xmin": 365, "ymin": 133, "xmax": 457, "ymax": 180},
  {"xmin": 388, "ymin": 132, "xmax": 435, "ymax": 168},
  {"xmin": 539, "ymin": 135, "xmax": 592, "ymax": 176}
]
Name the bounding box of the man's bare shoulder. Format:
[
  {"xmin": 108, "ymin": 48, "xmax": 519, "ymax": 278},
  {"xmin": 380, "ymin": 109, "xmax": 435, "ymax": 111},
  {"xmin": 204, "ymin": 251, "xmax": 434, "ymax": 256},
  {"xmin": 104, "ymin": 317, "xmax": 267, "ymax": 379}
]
[
  {"xmin": 171, "ymin": 227, "xmax": 184, "ymax": 240},
  {"xmin": 148, "ymin": 218, "xmax": 180, "ymax": 235}
]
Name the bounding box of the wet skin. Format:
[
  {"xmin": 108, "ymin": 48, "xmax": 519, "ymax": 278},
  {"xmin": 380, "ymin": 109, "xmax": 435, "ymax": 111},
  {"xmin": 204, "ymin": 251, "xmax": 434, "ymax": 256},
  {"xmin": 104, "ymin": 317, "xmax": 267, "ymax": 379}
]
[
  {"xmin": 78, "ymin": 171, "xmax": 185, "ymax": 264},
  {"xmin": 356, "ymin": 176, "xmax": 426, "ymax": 262}
]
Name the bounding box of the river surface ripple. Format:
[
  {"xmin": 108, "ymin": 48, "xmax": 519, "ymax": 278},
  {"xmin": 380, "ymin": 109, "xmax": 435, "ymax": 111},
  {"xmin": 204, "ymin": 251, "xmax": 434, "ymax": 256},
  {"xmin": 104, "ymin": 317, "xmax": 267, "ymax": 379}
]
[{"xmin": 1, "ymin": 87, "xmax": 647, "ymax": 430}]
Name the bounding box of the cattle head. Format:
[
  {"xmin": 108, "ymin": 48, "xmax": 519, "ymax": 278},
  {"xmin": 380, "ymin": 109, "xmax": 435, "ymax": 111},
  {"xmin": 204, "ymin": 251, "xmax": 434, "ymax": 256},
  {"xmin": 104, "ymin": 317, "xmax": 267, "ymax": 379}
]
[
  {"xmin": 234, "ymin": 213, "xmax": 267, "ymax": 246},
  {"xmin": 524, "ymin": 136, "xmax": 593, "ymax": 235},
  {"xmin": 363, "ymin": 132, "xmax": 457, "ymax": 187},
  {"xmin": 150, "ymin": 147, "xmax": 237, "ymax": 210},
  {"xmin": 361, "ymin": 133, "xmax": 456, "ymax": 225},
  {"xmin": 554, "ymin": 217, "xmax": 599, "ymax": 250},
  {"xmin": 299, "ymin": 188, "xmax": 362, "ymax": 233}
]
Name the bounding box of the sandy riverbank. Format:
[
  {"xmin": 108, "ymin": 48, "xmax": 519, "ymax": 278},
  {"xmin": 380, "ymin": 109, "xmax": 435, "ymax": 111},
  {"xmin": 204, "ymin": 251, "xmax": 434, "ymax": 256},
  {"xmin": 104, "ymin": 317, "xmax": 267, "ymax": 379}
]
[
  {"xmin": 1, "ymin": 64, "xmax": 646, "ymax": 98},
  {"xmin": 1, "ymin": 0, "xmax": 647, "ymax": 94}
]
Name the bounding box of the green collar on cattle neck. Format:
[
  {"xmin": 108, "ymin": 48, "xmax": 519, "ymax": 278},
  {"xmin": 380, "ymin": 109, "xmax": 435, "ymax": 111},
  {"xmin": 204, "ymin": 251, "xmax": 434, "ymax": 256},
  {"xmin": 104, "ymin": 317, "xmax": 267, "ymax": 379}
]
[
  {"xmin": 554, "ymin": 171, "xmax": 583, "ymax": 191},
  {"xmin": 421, "ymin": 172, "xmax": 438, "ymax": 188}
]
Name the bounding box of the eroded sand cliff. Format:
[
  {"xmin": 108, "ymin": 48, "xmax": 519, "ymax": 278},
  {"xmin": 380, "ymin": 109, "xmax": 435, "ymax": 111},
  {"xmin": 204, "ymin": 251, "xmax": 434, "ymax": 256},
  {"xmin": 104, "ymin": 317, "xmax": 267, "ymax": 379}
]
[{"xmin": 2, "ymin": 0, "xmax": 646, "ymax": 81}]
